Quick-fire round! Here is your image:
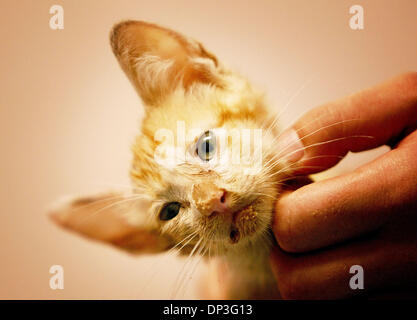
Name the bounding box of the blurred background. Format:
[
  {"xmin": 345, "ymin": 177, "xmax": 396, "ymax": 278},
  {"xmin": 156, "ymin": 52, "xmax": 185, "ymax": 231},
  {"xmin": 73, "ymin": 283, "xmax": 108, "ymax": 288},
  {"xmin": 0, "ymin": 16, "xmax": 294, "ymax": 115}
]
[{"xmin": 0, "ymin": 0, "xmax": 416, "ymax": 299}]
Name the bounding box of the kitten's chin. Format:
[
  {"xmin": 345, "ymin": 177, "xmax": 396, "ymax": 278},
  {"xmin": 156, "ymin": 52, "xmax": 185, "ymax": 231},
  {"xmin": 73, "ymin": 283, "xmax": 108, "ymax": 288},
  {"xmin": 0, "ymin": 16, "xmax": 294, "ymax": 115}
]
[
  {"xmin": 214, "ymin": 202, "xmax": 272, "ymax": 249},
  {"xmin": 226, "ymin": 203, "xmax": 259, "ymax": 244},
  {"xmin": 195, "ymin": 195, "xmax": 274, "ymax": 255}
]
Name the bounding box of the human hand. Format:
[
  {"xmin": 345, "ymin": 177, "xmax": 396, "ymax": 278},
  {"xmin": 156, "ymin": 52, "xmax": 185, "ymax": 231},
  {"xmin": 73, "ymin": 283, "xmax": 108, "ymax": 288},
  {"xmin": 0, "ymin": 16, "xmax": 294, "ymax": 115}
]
[{"xmin": 271, "ymin": 73, "xmax": 417, "ymax": 299}]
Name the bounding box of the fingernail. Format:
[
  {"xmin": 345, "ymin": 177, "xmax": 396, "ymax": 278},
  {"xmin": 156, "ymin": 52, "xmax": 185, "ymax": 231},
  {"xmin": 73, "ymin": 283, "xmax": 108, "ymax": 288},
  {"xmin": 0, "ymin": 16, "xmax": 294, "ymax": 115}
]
[{"xmin": 275, "ymin": 129, "xmax": 304, "ymax": 163}]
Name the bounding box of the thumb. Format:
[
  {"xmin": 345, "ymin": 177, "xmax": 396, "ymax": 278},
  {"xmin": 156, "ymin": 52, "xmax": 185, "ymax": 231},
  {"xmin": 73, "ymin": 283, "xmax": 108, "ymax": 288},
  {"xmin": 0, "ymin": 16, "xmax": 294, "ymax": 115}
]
[{"xmin": 274, "ymin": 73, "xmax": 417, "ymax": 174}]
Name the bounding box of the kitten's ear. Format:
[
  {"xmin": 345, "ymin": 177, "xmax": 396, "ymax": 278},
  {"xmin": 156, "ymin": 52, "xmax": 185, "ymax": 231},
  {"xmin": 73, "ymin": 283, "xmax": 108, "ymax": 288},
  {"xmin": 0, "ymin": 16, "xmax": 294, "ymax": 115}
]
[
  {"xmin": 110, "ymin": 20, "xmax": 223, "ymax": 105},
  {"xmin": 49, "ymin": 192, "xmax": 172, "ymax": 254}
]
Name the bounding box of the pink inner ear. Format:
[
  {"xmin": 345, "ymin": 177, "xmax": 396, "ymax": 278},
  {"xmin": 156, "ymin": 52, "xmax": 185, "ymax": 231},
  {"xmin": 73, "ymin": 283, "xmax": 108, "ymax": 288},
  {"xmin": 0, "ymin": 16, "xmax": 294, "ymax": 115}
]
[
  {"xmin": 49, "ymin": 194, "xmax": 140, "ymax": 242},
  {"xmin": 110, "ymin": 229, "xmax": 162, "ymax": 252},
  {"xmin": 49, "ymin": 193, "xmax": 171, "ymax": 253}
]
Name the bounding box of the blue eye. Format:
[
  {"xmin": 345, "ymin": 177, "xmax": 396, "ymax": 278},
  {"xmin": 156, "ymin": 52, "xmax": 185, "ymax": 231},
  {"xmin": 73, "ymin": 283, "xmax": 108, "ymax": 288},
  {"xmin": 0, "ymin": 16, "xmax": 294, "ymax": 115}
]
[
  {"xmin": 196, "ymin": 130, "xmax": 216, "ymax": 161},
  {"xmin": 159, "ymin": 202, "xmax": 181, "ymax": 221}
]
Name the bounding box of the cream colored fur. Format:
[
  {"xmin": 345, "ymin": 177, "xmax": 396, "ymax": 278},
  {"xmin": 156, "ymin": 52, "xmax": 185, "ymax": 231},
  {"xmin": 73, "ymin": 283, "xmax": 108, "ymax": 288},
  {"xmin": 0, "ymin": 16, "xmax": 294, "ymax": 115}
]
[{"xmin": 49, "ymin": 20, "xmax": 295, "ymax": 299}]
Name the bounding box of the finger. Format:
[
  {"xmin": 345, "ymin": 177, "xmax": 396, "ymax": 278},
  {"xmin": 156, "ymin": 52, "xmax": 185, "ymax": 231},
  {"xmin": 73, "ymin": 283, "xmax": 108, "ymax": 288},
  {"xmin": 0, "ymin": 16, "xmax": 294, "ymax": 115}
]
[
  {"xmin": 281, "ymin": 176, "xmax": 314, "ymax": 192},
  {"xmin": 275, "ymin": 72, "xmax": 417, "ymax": 174},
  {"xmin": 273, "ymin": 130, "xmax": 417, "ymax": 252},
  {"xmin": 270, "ymin": 216, "xmax": 417, "ymax": 299}
]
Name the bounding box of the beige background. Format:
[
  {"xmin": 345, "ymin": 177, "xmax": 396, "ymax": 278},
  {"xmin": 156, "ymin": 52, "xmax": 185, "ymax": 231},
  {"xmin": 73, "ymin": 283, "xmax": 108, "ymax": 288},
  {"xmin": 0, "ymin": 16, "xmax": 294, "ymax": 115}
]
[{"xmin": 0, "ymin": 0, "xmax": 416, "ymax": 299}]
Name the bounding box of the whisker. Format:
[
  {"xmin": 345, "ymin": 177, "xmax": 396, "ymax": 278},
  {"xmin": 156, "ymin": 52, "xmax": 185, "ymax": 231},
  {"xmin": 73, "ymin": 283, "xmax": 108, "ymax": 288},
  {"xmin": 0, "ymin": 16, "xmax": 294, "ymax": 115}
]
[
  {"xmin": 263, "ymin": 75, "xmax": 318, "ymax": 137},
  {"xmin": 63, "ymin": 194, "xmax": 130, "ymax": 214},
  {"xmin": 265, "ymin": 134, "xmax": 373, "ymax": 171},
  {"xmin": 167, "ymin": 231, "xmax": 199, "ymax": 255},
  {"xmin": 171, "ymin": 237, "xmax": 202, "ymax": 299},
  {"xmin": 177, "ymin": 238, "xmax": 208, "ymax": 298},
  {"xmin": 263, "ymin": 154, "xmax": 344, "ymax": 173},
  {"xmin": 286, "ymin": 135, "xmax": 373, "ymax": 161},
  {"xmin": 267, "ymin": 118, "xmax": 364, "ymax": 164},
  {"xmin": 78, "ymin": 194, "xmax": 147, "ymax": 224}
]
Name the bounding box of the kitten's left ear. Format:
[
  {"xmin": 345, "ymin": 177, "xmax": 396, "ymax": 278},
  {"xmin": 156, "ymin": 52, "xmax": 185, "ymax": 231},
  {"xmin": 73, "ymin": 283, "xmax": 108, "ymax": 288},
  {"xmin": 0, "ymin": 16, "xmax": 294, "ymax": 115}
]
[
  {"xmin": 49, "ymin": 192, "xmax": 173, "ymax": 254},
  {"xmin": 110, "ymin": 20, "xmax": 224, "ymax": 106}
]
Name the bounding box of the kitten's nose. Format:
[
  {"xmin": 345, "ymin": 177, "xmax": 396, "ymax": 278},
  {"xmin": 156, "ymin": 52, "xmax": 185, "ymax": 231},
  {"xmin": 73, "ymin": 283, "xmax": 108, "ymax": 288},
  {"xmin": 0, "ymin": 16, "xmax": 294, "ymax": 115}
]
[
  {"xmin": 192, "ymin": 183, "xmax": 229, "ymax": 216},
  {"xmin": 210, "ymin": 189, "xmax": 228, "ymax": 213}
]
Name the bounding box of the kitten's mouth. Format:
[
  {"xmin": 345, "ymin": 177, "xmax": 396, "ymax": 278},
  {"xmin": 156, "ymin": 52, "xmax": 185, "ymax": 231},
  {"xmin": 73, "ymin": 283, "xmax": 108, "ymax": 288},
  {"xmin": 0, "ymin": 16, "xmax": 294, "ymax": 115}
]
[
  {"xmin": 229, "ymin": 204, "xmax": 258, "ymax": 244},
  {"xmin": 229, "ymin": 226, "xmax": 240, "ymax": 244}
]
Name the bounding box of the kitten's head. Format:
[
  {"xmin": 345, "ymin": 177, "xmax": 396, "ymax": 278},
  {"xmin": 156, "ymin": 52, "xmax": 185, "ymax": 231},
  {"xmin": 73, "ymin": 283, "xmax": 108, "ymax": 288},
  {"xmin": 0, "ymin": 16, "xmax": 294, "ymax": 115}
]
[{"xmin": 50, "ymin": 21, "xmax": 290, "ymax": 257}]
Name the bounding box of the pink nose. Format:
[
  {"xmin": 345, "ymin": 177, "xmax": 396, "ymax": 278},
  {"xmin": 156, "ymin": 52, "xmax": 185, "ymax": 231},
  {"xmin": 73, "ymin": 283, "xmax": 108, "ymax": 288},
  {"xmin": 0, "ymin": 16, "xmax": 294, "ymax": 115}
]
[
  {"xmin": 210, "ymin": 190, "xmax": 228, "ymax": 214},
  {"xmin": 192, "ymin": 183, "xmax": 229, "ymax": 216}
]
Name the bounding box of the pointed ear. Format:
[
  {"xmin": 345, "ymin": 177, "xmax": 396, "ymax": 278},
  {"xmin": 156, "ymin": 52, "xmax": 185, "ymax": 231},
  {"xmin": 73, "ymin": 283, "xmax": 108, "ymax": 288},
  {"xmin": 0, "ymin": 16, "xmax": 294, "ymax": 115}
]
[
  {"xmin": 110, "ymin": 20, "xmax": 223, "ymax": 105},
  {"xmin": 49, "ymin": 192, "xmax": 173, "ymax": 254}
]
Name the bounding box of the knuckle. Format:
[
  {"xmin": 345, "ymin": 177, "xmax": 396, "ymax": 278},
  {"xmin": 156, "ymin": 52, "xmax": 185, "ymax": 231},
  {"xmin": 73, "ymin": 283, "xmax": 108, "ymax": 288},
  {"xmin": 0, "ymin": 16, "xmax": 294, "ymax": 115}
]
[
  {"xmin": 273, "ymin": 217, "xmax": 300, "ymax": 253},
  {"xmin": 398, "ymin": 72, "xmax": 417, "ymax": 97},
  {"xmin": 275, "ymin": 232, "xmax": 299, "ymax": 253},
  {"xmin": 273, "ymin": 205, "xmax": 295, "ymax": 252},
  {"xmin": 399, "ymin": 71, "xmax": 417, "ymax": 85},
  {"xmin": 274, "ymin": 196, "xmax": 304, "ymax": 253}
]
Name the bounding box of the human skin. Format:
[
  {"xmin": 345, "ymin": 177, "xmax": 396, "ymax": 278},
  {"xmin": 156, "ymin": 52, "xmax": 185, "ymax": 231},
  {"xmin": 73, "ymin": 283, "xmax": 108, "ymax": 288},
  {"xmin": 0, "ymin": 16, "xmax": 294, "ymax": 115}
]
[{"xmin": 271, "ymin": 72, "xmax": 417, "ymax": 299}]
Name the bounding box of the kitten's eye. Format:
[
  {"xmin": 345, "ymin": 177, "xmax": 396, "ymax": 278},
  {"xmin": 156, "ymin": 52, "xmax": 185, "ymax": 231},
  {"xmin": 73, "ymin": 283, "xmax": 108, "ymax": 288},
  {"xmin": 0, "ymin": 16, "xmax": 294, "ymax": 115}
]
[
  {"xmin": 196, "ymin": 130, "xmax": 216, "ymax": 161},
  {"xmin": 159, "ymin": 202, "xmax": 181, "ymax": 221}
]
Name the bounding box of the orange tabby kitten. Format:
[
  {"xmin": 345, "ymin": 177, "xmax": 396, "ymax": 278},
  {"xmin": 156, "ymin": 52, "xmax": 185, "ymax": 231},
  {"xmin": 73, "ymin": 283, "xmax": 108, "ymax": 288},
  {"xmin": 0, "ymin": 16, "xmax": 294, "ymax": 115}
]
[{"xmin": 50, "ymin": 21, "xmax": 295, "ymax": 299}]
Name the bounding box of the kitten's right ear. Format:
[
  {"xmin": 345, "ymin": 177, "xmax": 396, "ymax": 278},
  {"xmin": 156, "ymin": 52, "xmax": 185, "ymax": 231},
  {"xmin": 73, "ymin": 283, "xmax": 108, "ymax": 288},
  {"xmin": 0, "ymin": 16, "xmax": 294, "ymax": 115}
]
[
  {"xmin": 48, "ymin": 192, "xmax": 173, "ymax": 254},
  {"xmin": 110, "ymin": 20, "xmax": 223, "ymax": 106}
]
